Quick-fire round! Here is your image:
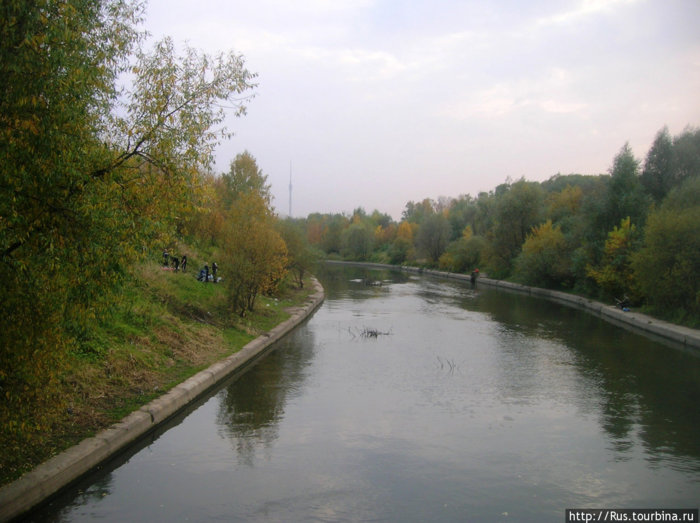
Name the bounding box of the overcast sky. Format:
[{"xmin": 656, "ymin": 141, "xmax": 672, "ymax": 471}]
[{"xmin": 144, "ymin": 0, "xmax": 700, "ymax": 220}]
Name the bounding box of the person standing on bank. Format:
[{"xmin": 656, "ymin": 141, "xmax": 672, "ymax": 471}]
[
  {"xmin": 181, "ymin": 255, "xmax": 187, "ymax": 272},
  {"xmin": 212, "ymin": 262, "xmax": 218, "ymax": 283}
]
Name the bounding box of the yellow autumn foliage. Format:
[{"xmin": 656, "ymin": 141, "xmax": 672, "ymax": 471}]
[{"xmin": 222, "ymin": 192, "xmax": 288, "ymax": 316}]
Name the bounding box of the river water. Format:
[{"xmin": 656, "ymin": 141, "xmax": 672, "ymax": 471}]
[{"xmin": 27, "ymin": 265, "xmax": 700, "ymax": 522}]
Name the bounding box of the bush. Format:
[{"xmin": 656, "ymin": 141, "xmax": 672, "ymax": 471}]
[
  {"xmin": 439, "ymin": 235, "xmax": 486, "ymax": 274},
  {"xmin": 586, "ymin": 217, "xmax": 641, "ymax": 302},
  {"xmin": 341, "ymin": 223, "xmax": 375, "ymax": 260},
  {"xmin": 514, "ymin": 220, "xmax": 573, "ymax": 288}
]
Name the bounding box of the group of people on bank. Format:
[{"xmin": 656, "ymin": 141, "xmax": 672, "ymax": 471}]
[
  {"xmin": 162, "ymin": 249, "xmax": 187, "ymax": 272},
  {"xmin": 197, "ymin": 262, "xmax": 219, "ymax": 283},
  {"xmin": 162, "ymin": 249, "xmax": 219, "ymax": 283}
]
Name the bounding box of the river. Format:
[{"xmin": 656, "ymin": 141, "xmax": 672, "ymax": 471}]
[{"xmin": 26, "ymin": 264, "xmax": 700, "ymax": 522}]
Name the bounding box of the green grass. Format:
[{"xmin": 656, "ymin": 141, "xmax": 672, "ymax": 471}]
[{"xmin": 1, "ymin": 251, "xmax": 316, "ymax": 486}]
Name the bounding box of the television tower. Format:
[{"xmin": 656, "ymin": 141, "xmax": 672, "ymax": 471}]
[{"xmin": 288, "ymin": 162, "xmax": 293, "ymax": 218}]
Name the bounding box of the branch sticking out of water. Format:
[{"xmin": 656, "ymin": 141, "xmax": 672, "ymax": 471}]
[
  {"xmin": 361, "ymin": 327, "xmax": 392, "ymax": 339},
  {"xmin": 348, "ymin": 326, "xmax": 393, "ymax": 340}
]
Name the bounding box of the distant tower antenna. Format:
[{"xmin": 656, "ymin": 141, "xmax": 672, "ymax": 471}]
[{"xmin": 288, "ymin": 162, "xmax": 293, "ymax": 218}]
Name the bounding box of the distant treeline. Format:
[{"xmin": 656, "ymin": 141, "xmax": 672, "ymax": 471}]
[{"xmin": 295, "ymin": 127, "xmax": 700, "ymax": 327}]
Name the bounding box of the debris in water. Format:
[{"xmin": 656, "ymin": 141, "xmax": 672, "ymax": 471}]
[{"xmin": 347, "ymin": 326, "xmax": 393, "ymax": 339}]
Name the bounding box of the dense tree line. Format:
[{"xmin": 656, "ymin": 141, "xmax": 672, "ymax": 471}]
[{"xmin": 300, "ymin": 128, "xmax": 700, "ymax": 327}]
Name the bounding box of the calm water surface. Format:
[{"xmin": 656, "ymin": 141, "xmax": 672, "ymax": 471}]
[{"xmin": 28, "ymin": 265, "xmax": 700, "ymax": 522}]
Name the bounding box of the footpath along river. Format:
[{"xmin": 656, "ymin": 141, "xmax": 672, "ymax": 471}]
[{"xmin": 25, "ymin": 264, "xmax": 700, "ymax": 522}]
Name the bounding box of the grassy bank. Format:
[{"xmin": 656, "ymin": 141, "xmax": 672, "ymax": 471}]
[{"xmin": 1, "ymin": 257, "xmax": 315, "ymax": 486}]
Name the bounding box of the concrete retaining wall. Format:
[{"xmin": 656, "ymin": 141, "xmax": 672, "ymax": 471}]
[
  {"xmin": 326, "ymin": 260, "xmax": 700, "ymax": 350},
  {"xmin": 0, "ymin": 280, "xmax": 325, "ymax": 523}
]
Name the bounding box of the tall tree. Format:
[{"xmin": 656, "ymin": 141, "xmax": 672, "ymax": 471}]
[
  {"xmin": 223, "ymin": 192, "xmax": 287, "ymax": 316},
  {"xmin": 446, "ymin": 195, "xmax": 478, "ymax": 241},
  {"xmin": 485, "ymin": 179, "xmax": 543, "ymax": 277},
  {"xmin": 389, "ymin": 221, "xmax": 415, "ymax": 264},
  {"xmin": 604, "ymin": 143, "xmax": 651, "ymax": 231},
  {"xmin": 0, "ymin": 0, "xmax": 256, "ymax": 442},
  {"xmin": 402, "ymin": 198, "xmax": 435, "ymax": 224},
  {"xmin": 276, "ymin": 218, "xmax": 318, "ymax": 289},
  {"xmin": 672, "ymin": 127, "xmax": 700, "ymax": 185},
  {"xmin": 320, "ymin": 214, "xmax": 349, "ymax": 254},
  {"xmin": 632, "ymin": 177, "xmax": 700, "ymax": 324},
  {"xmin": 586, "ymin": 217, "xmax": 640, "ymax": 301},
  {"xmin": 415, "ymin": 212, "xmax": 451, "ymax": 264},
  {"xmin": 221, "ymin": 150, "xmax": 270, "ymax": 207},
  {"xmin": 641, "ymin": 127, "xmax": 675, "ymax": 203},
  {"xmin": 341, "ymin": 222, "xmax": 374, "ymax": 260},
  {"xmin": 369, "ymin": 209, "xmax": 393, "ymax": 229},
  {"xmin": 514, "ymin": 220, "xmax": 572, "ymax": 288}
]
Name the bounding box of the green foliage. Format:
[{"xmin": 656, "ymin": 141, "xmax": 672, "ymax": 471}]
[
  {"xmin": 369, "ymin": 209, "xmax": 393, "ymax": 229},
  {"xmin": 545, "ymin": 184, "xmax": 583, "ymax": 228},
  {"xmin": 415, "ymin": 212, "xmax": 451, "ymax": 264},
  {"xmin": 601, "ymin": 143, "xmax": 651, "ymax": 234},
  {"xmin": 223, "ymin": 192, "xmax": 288, "ymax": 316},
  {"xmin": 541, "ymin": 173, "xmax": 603, "ymax": 194},
  {"xmin": 641, "ymin": 127, "xmax": 675, "ymax": 202},
  {"xmin": 672, "ymin": 127, "xmax": 700, "ymax": 186},
  {"xmin": 402, "ymin": 198, "xmax": 435, "ymax": 224},
  {"xmin": 1, "ymin": 245, "xmax": 315, "ymax": 484},
  {"xmin": 514, "ymin": 220, "xmax": 573, "ymax": 288},
  {"xmin": 277, "ymin": 218, "xmax": 319, "ymax": 289},
  {"xmin": 305, "ymin": 213, "xmax": 348, "ymax": 254},
  {"xmin": 341, "ymin": 222, "xmax": 374, "ymax": 260},
  {"xmin": 484, "ymin": 179, "xmax": 544, "ymax": 277},
  {"xmin": 446, "ymin": 196, "xmax": 477, "ymax": 240},
  {"xmin": 586, "ymin": 217, "xmax": 640, "ymax": 301},
  {"xmin": 293, "ymin": 131, "xmax": 697, "ymax": 326},
  {"xmin": 1, "ymin": 0, "xmax": 140, "ymax": 445},
  {"xmin": 221, "ymin": 150, "xmax": 271, "ymax": 206},
  {"xmin": 386, "ymin": 238, "xmax": 409, "ymax": 264},
  {"xmin": 632, "ymin": 177, "xmax": 700, "ymax": 324},
  {"xmin": 385, "ymin": 221, "xmax": 415, "ymax": 264},
  {"xmin": 1, "ymin": 0, "xmax": 256, "ymax": 450},
  {"xmin": 439, "ymin": 230, "xmax": 486, "ymax": 274}
]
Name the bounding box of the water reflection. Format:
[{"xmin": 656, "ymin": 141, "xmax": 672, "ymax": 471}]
[
  {"xmin": 24, "ymin": 264, "xmax": 700, "ymax": 521},
  {"xmin": 464, "ymin": 276, "xmax": 700, "ymax": 471},
  {"xmin": 226, "ymin": 265, "xmax": 700, "ymax": 510},
  {"xmin": 39, "ymin": 475, "xmax": 115, "ymax": 523},
  {"xmin": 216, "ymin": 329, "xmax": 317, "ymax": 466},
  {"xmin": 322, "ymin": 266, "xmax": 700, "ymax": 472}
]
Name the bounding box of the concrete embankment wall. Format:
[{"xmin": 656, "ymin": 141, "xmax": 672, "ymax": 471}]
[
  {"xmin": 327, "ymin": 260, "xmax": 700, "ymax": 350},
  {"xmin": 0, "ymin": 280, "xmax": 325, "ymax": 523}
]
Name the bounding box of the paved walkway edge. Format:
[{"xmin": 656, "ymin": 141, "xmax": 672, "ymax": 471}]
[
  {"xmin": 326, "ymin": 260, "xmax": 700, "ymax": 350},
  {"xmin": 0, "ymin": 279, "xmax": 325, "ymax": 523}
]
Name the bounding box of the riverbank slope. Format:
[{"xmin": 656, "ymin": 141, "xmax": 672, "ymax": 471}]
[{"xmin": 0, "ymin": 261, "xmax": 324, "ymax": 522}]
